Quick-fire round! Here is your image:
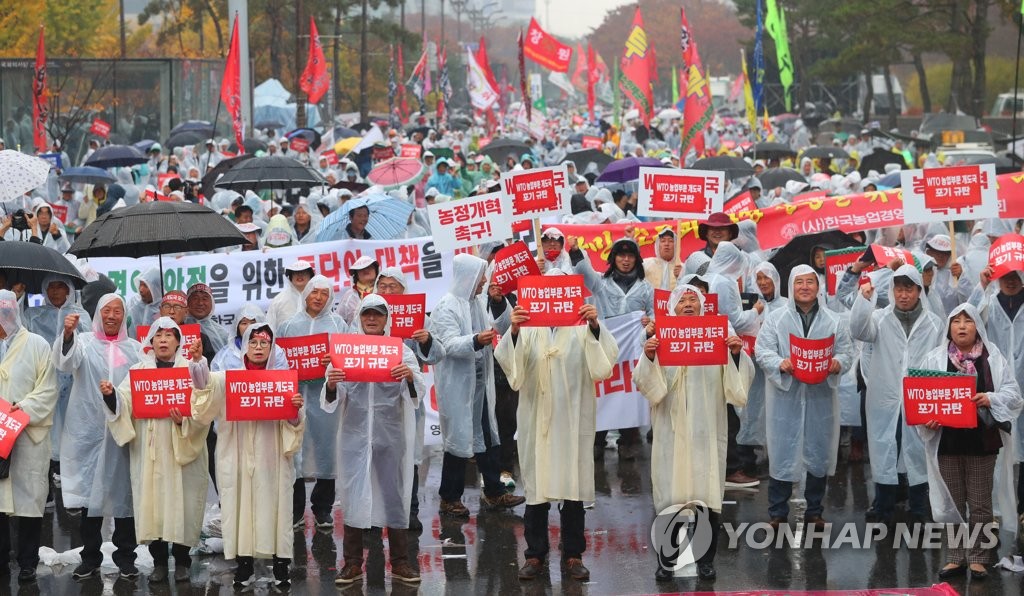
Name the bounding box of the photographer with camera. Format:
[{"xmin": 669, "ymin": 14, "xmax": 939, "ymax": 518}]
[{"xmin": 0, "ymin": 201, "xmax": 44, "ymax": 244}]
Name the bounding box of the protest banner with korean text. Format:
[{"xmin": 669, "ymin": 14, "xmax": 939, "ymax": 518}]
[
  {"xmin": 989, "ymin": 233, "xmax": 1024, "ymax": 280},
  {"xmin": 492, "ymin": 241, "xmax": 541, "ymax": 294},
  {"xmin": 901, "ymin": 164, "xmax": 998, "ymax": 224},
  {"xmin": 790, "ymin": 334, "xmax": 835, "ymax": 385},
  {"xmin": 384, "ymin": 293, "xmax": 426, "ymax": 339},
  {"xmin": 225, "ymin": 370, "xmax": 300, "ymax": 421},
  {"xmin": 824, "ymin": 246, "xmax": 868, "ymax": 295},
  {"xmin": 330, "ymin": 334, "xmax": 404, "ymax": 383},
  {"xmin": 276, "ymin": 333, "xmax": 329, "ymax": 381},
  {"xmin": 581, "ymin": 136, "xmax": 603, "ymax": 149},
  {"xmin": 656, "ymin": 315, "xmax": 729, "ymax": 366},
  {"xmin": 516, "ymin": 275, "xmax": 586, "ymax": 326},
  {"xmin": 289, "ymin": 137, "xmax": 310, "ymax": 153},
  {"xmin": 47, "ymin": 202, "xmax": 68, "ymax": 224},
  {"xmin": 903, "ymin": 369, "xmax": 977, "ymax": 428},
  {"xmin": 550, "ymin": 221, "xmax": 696, "ymax": 272},
  {"xmin": 427, "ymin": 191, "xmax": 513, "ymax": 253},
  {"xmin": 0, "ymin": 399, "xmax": 29, "ymax": 459},
  {"xmin": 129, "ymin": 367, "xmax": 193, "ymax": 419},
  {"xmin": 501, "ymin": 165, "xmax": 571, "ymax": 221},
  {"xmin": 637, "ymin": 167, "xmax": 724, "ymax": 219},
  {"xmin": 89, "ymin": 118, "xmax": 111, "ymax": 138},
  {"xmin": 869, "ymin": 244, "xmax": 915, "ymax": 268},
  {"xmin": 400, "ymin": 144, "xmax": 422, "ymax": 158}
]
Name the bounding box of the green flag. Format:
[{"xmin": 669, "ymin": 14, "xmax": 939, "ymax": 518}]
[
  {"xmin": 765, "ymin": 0, "xmax": 794, "ymax": 111},
  {"xmin": 533, "ymin": 96, "xmax": 547, "ymax": 115},
  {"xmin": 671, "ymin": 66, "xmax": 679, "ymax": 105}
]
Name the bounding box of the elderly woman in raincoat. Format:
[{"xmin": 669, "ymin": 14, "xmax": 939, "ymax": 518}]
[
  {"xmin": 276, "ymin": 275, "xmax": 347, "ymax": 529},
  {"xmin": 101, "ymin": 317, "xmax": 211, "ymax": 584},
  {"xmin": 266, "ymin": 260, "xmax": 316, "ymax": 330},
  {"xmin": 322, "ymin": 295, "xmax": 425, "ymax": 586},
  {"xmin": 55, "ymin": 294, "xmax": 140, "ymax": 580},
  {"xmin": 915, "ymin": 303, "xmax": 1022, "ymax": 581},
  {"xmin": 754, "ymin": 265, "xmax": 854, "ymax": 528},
  {"xmin": 191, "ymin": 321, "xmax": 304, "ymax": 588},
  {"xmin": 0, "ymin": 290, "xmax": 58, "ymax": 583},
  {"xmin": 635, "ymin": 284, "xmax": 754, "ymax": 583},
  {"xmin": 851, "ymin": 264, "xmax": 945, "ymax": 525},
  {"xmin": 494, "ymin": 273, "xmax": 619, "ymax": 583}
]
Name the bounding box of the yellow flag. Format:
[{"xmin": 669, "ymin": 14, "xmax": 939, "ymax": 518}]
[{"xmin": 741, "ymin": 49, "xmax": 756, "ymax": 132}]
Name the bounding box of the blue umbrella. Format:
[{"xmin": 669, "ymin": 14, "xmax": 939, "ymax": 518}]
[
  {"xmin": 595, "ymin": 156, "xmax": 666, "ymax": 184},
  {"xmin": 316, "ymin": 194, "xmax": 414, "ymax": 242},
  {"xmin": 83, "ymin": 144, "xmax": 147, "ymax": 169},
  {"xmin": 170, "ymin": 120, "xmax": 214, "ymax": 136},
  {"xmin": 133, "ymin": 139, "xmax": 159, "ymax": 153},
  {"xmin": 59, "ymin": 166, "xmax": 117, "ymax": 185}
]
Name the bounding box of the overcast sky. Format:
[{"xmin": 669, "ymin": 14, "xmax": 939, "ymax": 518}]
[{"xmin": 534, "ymin": 0, "xmax": 637, "ymax": 39}]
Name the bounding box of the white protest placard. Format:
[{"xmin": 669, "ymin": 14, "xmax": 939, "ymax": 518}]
[
  {"xmin": 637, "ymin": 167, "xmax": 724, "ymax": 219},
  {"xmin": 900, "ymin": 164, "xmax": 998, "ymax": 224},
  {"xmin": 426, "ymin": 191, "xmax": 513, "ymax": 253},
  {"xmin": 500, "ymin": 164, "xmax": 571, "ymax": 222}
]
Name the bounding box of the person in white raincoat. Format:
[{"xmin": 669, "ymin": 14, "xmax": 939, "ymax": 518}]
[
  {"xmin": 337, "ymin": 256, "xmax": 379, "ymax": 326},
  {"xmin": 916, "ymin": 304, "xmax": 1022, "ymax": 580},
  {"xmin": 322, "ymin": 295, "xmax": 425, "ymax": 586},
  {"xmin": 211, "ymin": 304, "xmax": 288, "ymax": 372},
  {"xmin": 102, "ymin": 317, "xmax": 211, "ymax": 583},
  {"xmin": 754, "ymin": 265, "xmax": 854, "ymax": 527},
  {"xmin": 537, "ymin": 227, "xmax": 574, "ymax": 274},
  {"xmin": 494, "ymin": 276, "xmax": 618, "ymax": 583},
  {"xmin": 127, "ymin": 267, "xmax": 163, "ymax": 335},
  {"xmin": 431, "ymin": 254, "xmax": 523, "ymax": 517},
  {"xmin": 0, "ymin": 290, "xmax": 58, "ymax": 582},
  {"xmin": 642, "ymin": 227, "xmax": 682, "ymax": 290},
  {"xmin": 190, "ymin": 322, "xmax": 304, "ymax": 588},
  {"xmin": 922, "ymin": 235, "xmax": 962, "ymax": 314},
  {"xmin": 276, "ymin": 275, "xmax": 347, "ymax": 528},
  {"xmin": 850, "ymin": 264, "xmax": 944, "ymax": 524},
  {"xmin": 30, "ymin": 198, "xmax": 71, "ymax": 252},
  {"xmin": 266, "ymin": 261, "xmax": 315, "ymax": 330},
  {"xmin": 635, "ymin": 284, "xmax": 754, "ymax": 582},
  {"xmin": 55, "ymin": 294, "xmax": 140, "ymax": 579},
  {"xmin": 185, "ymin": 283, "xmax": 229, "ymax": 353}
]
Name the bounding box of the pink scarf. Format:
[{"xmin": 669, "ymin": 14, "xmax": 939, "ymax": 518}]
[{"xmin": 948, "ymin": 339, "xmax": 983, "ymax": 375}]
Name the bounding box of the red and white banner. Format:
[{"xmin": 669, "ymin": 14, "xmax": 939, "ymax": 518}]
[
  {"xmin": 903, "ymin": 374, "xmax": 977, "ymax": 428},
  {"xmin": 581, "ymin": 135, "xmax": 603, "ymax": 149},
  {"xmin": 824, "ymin": 247, "xmax": 868, "ymax": 295},
  {"xmin": 901, "ymin": 164, "xmax": 998, "ymax": 224},
  {"xmin": 703, "ymin": 293, "xmax": 719, "ymax": 315},
  {"xmin": 136, "ymin": 324, "xmax": 201, "ymax": 359},
  {"xmin": 551, "ymin": 221, "xmax": 692, "ymax": 271},
  {"xmin": 516, "ymin": 275, "xmax": 586, "ymax": 327},
  {"xmin": 399, "ymin": 144, "xmax": 422, "ymax": 159},
  {"xmin": 656, "ymin": 314, "xmax": 729, "ymax": 366},
  {"xmin": 320, "ymin": 150, "xmax": 339, "ymax": 165},
  {"xmin": 654, "ymin": 288, "xmax": 670, "ymax": 316},
  {"xmin": 329, "ymin": 334, "xmax": 404, "ymax": 383},
  {"xmin": 47, "ymin": 202, "xmax": 68, "ymax": 224},
  {"xmin": 0, "ymin": 399, "xmax": 29, "ymax": 459},
  {"xmin": 371, "ymin": 146, "xmax": 395, "ymax": 162},
  {"xmin": 129, "ymin": 367, "xmax": 193, "ymax": 419},
  {"xmin": 427, "ymin": 191, "xmax": 513, "ymax": 252},
  {"xmin": 989, "ymin": 233, "xmax": 1024, "ymax": 280},
  {"xmin": 593, "ymin": 312, "xmax": 650, "ymax": 431},
  {"xmin": 740, "ymin": 334, "xmax": 756, "ymax": 357},
  {"xmin": 89, "ymin": 118, "xmax": 111, "ymax": 139},
  {"xmin": 384, "ymin": 293, "xmax": 426, "ymax": 339},
  {"xmin": 637, "ymin": 167, "xmax": 724, "ymax": 219},
  {"xmin": 724, "ymin": 191, "xmax": 756, "ymax": 215},
  {"xmin": 869, "ymin": 244, "xmax": 915, "ymax": 268},
  {"xmin": 276, "ymin": 333, "xmax": 329, "ymax": 382},
  {"xmin": 157, "ymin": 173, "xmax": 180, "ymax": 191},
  {"xmin": 492, "ymin": 241, "xmax": 541, "ymax": 294},
  {"xmin": 789, "ymin": 334, "xmax": 835, "ymax": 385},
  {"xmin": 289, "ymin": 137, "xmax": 310, "ymax": 153},
  {"xmin": 225, "ymin": 370, "xmax": 300, "ymax": 421},
  {"xmin": 523, "ymin": 17, "xmax": 573, "ymax": 73},
  {"xmin": 501, "ymin": 165, "xmax": 571, "ymax": 221}
]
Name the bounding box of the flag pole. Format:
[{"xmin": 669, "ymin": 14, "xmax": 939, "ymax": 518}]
[{"xmin": 1013, "ymin": 10, "xmax": 1022, "ymax": 165}]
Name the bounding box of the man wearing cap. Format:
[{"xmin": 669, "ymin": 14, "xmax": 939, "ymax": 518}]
[
  {"xmin": 268, "ymin": 261, "xmax": 316, "ymax": 329},
  {"xmin": 699, "ymin": 212, "xmax": 740, "ymax": 257},
  {"xmin": 338, "ymin": 256, "xmax": 379, "ymax": 326},
  {"xmin": 236, "ymin": 222, "xmax": 261, "ymax": 252},
  {"xmin": 924, "ymin": 234, "xmax": 962, "ymax": 314},
  {"xmin": 643, "ymin": 227, "xmax": 682, "ymax": 291}
]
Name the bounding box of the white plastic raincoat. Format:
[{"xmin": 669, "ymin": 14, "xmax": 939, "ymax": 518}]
[
  {"xmin": 737, "ymin": 262, "xmax": 789, "ymax": 447},
  {"xmin": 572, "ymin": 238, "xmax": 654, "ymax": 318},
  {"xmin": 211, "ymin": 305, "xmax": 289, "ymax": 372},
  {"xmin": 127, "ymin": 267, "xmax": 163, "ymax": 335}
]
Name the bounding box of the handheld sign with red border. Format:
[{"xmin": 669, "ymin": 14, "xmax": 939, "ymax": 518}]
[
  {"xmin": 656, "ymin": 315, "xmax": 729, "ymax": 366},
  {"xmin": 289, "ymin": 137, "xmax": 310, "ymax": 153},
  {"xmin": 400, "ymin": 144, "xmax": 422, "ymax": 159},
  {"xmin": 320, "ymin": 151, "xmax": 339, "ymax": 166},
  {"xmin": 136, "ymin": 324, "xmax": 202, "ymax": 358},
  {"xmin": 824, "ymin": 246, "xmax": 869, "ymax": 295},
  {"xmin": 901, "ymin": 164, "xmax": 998, "ymax": 224},
  {"xmin": 492, "ymin": 241, "xmax": 542, "ymax": 294},
  {"xmin": 89, "ymin": 118, "xmax": 111, "ymax": 139},
  {"xmin": 869, "ymin": 244, "xmax": 915, "ymax": 268},
  {"xmin": 581, "ymin": 136, "xmax": 603, "ymax": 150},
  {"xmin": 989, "ymin": 233, "xmax": 1024, "ymax": 280},
  {"xmin": 501, "ymin": 165, "xmax": 571, "ymax": 221},
  {"xmin": 47, "ymin": 202, "xmax": 68, "ymax": 224},
  {"xmin": 371, "ymin": 146, "xmax": 395, "ymax": 162},
  {"xmin": 724, "ymin": 191, "xmax": 756, "ymax": 215},
  {"xmin": 903, "ymin": 368, "xmax": 977, "ymax": 428},
  {"xmin": 516, "ymin": 275, "xmax": 586, "ymax": 327},
  {"xmin": 329, "ymin": 334, "xmax": 404, "ymax": 383},
  {"xmin": 0, "ymin": 398, "xmax": 29, "ymax": 459},
  {"xmin": 637, "ymin": 167, "xmax": 724, "ymax": 219},
  {"xmin": 276, "ymin": 333, "xmax": 329, "ymax": 382},
  {"xmin": 225, "ymin": 370, "xmax": 300, "ymax": 421},
  {"xmin": 789, "ymin": 334, "xmax": 835, "ymax": 385},
  {"xmin": 654, "ymin": 288, "xmax": 670, "ymax": 316},
  {"xmin": 157, "ymin": 173, "xmax": 180, "ymax": 191},
  {"xmin": 385, "ymin": 293, "xmax": 426, "ymax": 339},
  {"xmin": 427, "ymin": 191, "xmax": 513, "ymax": 253},
  {"xmin": 703, "ymin": 294, "xmax": 719, "ymax": 316},
  {"xmin": 129, "ymin": 367, "xmax": 193, "ymax": 419},
  {"xmin": 740, "ymin": 335, "xmax": 756, "ymax": 357}
]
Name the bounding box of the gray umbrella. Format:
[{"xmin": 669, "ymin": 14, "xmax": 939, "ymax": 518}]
[
  {"xmin": 213, "ymin": 155, "xmax": 328, "ymax": 192},
  {"xmin": 0, "ymin": 241, "xmax": 86, "ymax": 293}
]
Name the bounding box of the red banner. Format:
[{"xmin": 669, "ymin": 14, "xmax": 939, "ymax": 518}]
[
  {"xmin": 869, "ymin": 244, "xmax": 915, "ymax": 268},
  {"xmin": 502, "ymin": 166, "xmax": 569, "ymax": 220},
  {"xmin": 129, "ymin": 367, "xmax": 193, "ymax": 419},
  {"xmin": 638, "ymin": 168, "xmax": 723, "ymax": 219},
  {"xmin": 581, "ymin": 135, "xmax": 603, "ymax": 149},
  {"xmin": 492, "ymin": 241, "xmax": 541, "ymax": 294},
  {"xmin": 724, "ymin": 191, "xmax": 756, "ymax": 215},
  {"xmin": 385, "ymin": 293, "xmax": 426, "ymax": 339},
  {"xmin": 0, "ymin": 399, "xmax": 29, "ymax": 459},
  {"xmin": 289, "ymin": 137, "xmax": 310, "ymax": 153},
  {"xmin": 225, "ymin": 370, "xmax": 300, "ymax": 421},
  {"xmin": 654, "ymin": 288, "xmax": 670, "ymax": 315},
  {"xmin": 33, "ymin": 27, "xmax": 47, "ymax": 153},
  {"xmin": 903, "ymin": 374, "xmax": 977, "ymax": 428},
  {"xmin": 276, "ymin": 333, "xmax": 329, "ymax": 382},
  {"xmin": 321, "ymin": 150, "xmax": 339, "ymax": 165},
  {"xmin": 516, "ymin": 275, "xmax": 586, "ymax": 326},
  {"xmin": 549, "ymin": 221, "xmax": 697, "ymax": 272},
  {"xmin": 703, "ymin": 293, "xmax": 719, "ymax": 315},
  {"xmin": 47, "ymin": 202, "xmax": 67, "ymax": 224},
  {"xmin": 136, "ymin": 324, "xmax": 201, "ymax": 359},
  {"xmin": 792, "ymin": 190, "xmax": 828, "ymax": 203},
  {"xmin": 157, "ymin": 173, "xmax": 180, "ymax": 191},
  {"xmin": 89, "ymin": 118, "xmax": 111, "ymax": 139},
  {"xmin": 824, "ymin": 247, "xmax": 868, "ymax": 295},
  {"xmin": 789, "ymin": 334, "xmax": 835, "ymax": 385},
  {"xmin": 371, "ymin": 146, "xmax": 395, "ymax": 162},
  {"xmin": 299, "ymin": 17, "xmax": 330, "ymax": 104},
  {"xmin": 523, "ymin": 17, "xmax": 573, "ymax": 73},
  {"xmin": 329, "ymin": 334, "xmax": 404, "ymax": 383},
  {"xmin": 997, "ymin": 173, "xmax": 1024, "ymax": 219},
  {"xmin": 656, "ymin": 314, "xmax": 728, "ymax": 366},
  {"xmin": 989, "ymin": 233, "xmax": 1024, "ymax": 280},
  {"xmin": 400, "ymin": 144, "xmax": 422, "ymax": 158},
  {"xmin": 916, "ymin": 166, "xmax": 987, "ymax": 212},
  {"xmin": 740, "ymin": 334, "xmax": 756, "ymax": 357}
]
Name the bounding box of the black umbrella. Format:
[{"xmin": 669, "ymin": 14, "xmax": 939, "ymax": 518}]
[
  {"xmin": 200, "ymin": 154, "xmax": 255, "ymax": 198},
  {"xmin": 0, "ymin": 242, "xmax": 86, "ymax": 294},
  {"xmin": 858, "ymin": 150, "xmax": 907, "ymax": 176},
  {"xmin": 165, "ymin": 130, "xmax": 207, "ymax": 150},
  {"xmin": 213, "ymin": 155, "xmax": 328, "ymax": 192},
  {"xmin": 254, "ymin": 118, "xmax": 285, "ymax": 130},
  {"xmin": 331, "ymin": 180, "xmax": 370, "ymax": 194},
  {"xmin": 692, "ymin": 156, "xmax": 754, "ymax": 180},
  {"xmin": 68, "ymin": 201, "xmax": 249, "ymax": 279},
  {"xmin": 334, "ymin": 126, "xmax": 360, "ymax": 139},
  {"xmin": 567, "ymin": 132, "xmax": 584, "ymax": 144},
  {"xmin": 758, "ymin": 167, "xmax": 806, "ymax": 190},
  {"xmin": 227, "ymin": 139, "xmax": 268, "ymax": 154},
  {"xmin": 802, "ymin": 146, "xmax": 850, "ymax": 160},
  {"xmin": 562, "ymin": 149, "xmax": 614, "ymax": 173},
  {"xmin": 286, "ymin": 128, "xmax": 322, "ymax": 151},
  {"xmin": 479, "ymin": 137, "xmax": 530, "ymax": 163},
  {"xmin": 404, "ymin": 125, "xmax": 432, "ymax": 137},
  {"xmin": 769, "ymin": 231, "xmax": 863, "ymax": 297},
  {"xmin": 83, "ymin": 144, "xmax": 147, "ymax": 169},
  {"xmin": 170, "ymin": 120, "xmax": 214, "ymax": 136},
  {"xmin": 745, "ymin": 142, "xmax": 796, "ymax": 160}
]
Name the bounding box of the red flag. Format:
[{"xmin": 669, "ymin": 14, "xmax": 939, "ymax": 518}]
[
  {"xmin": 648, "ymin": 40, "xmax": 659, "ymax": 83},
  {"xmin": 679, "ymin": 7, "xmax": 713, "ymax": 157},
  {"xmin": 571, "ymin": 42, "xmax": 587, "ymax": 89},
  {"xmin": 33, "ymin": 27, "xmax": 47, "ymax": 153},
  {"xmin": 619, "ymin": 7, "xmax": 654, "ymax": 126},
  {"xmin": 221, "ymin": 15, "xmax": 245, "ymax": 153},
  {"xmin": 586, "ymin": 44, "xmax": 597, "ymax": 121},
  {"xmin": 299, "ymin": 17, "xmax": 330, "ymax": 104},
  {"xmin": 475, "ymin": 37, "xmax": 500, "ymax": 100},
  {"xmin": 522, "ymin": 17, "xmax": 573, "ymax": 73},
  {"xmin": 518, "ymin": 30, "xmax": 531, "ymax": 123}
]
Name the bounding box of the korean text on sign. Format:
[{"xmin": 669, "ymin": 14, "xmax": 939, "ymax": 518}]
[
  {"xmin": 903, "ymin": 374, "xmax": 977, "ymax": 428},
  {"xmin": 789, "ymin": 334, "xmax": 835, "ymax": 385},
  {"xmin": 428, "ymin": 191, "xmax": 513, "ymax": 253},
  {"xmin": 329, "ymin": 334, "xmax": 404, "ymax": 383},
  {"xmin": 0, "ymin": 398, "xmax": 29, "ymax": 459},
  {"xmin": 276, "ymin": 333, "xmax": 329, "ymax": 382},
  {"xmin": 129, "ymin": 367, "xmax": 193, "ymax": 419},
  {"xmin": 492, "ymin": 241, "xmax": 541, "ymax": 294},
  {"xmin": 638, "ymin": 167, "xmax": 724, "ymax": 219},
  {"xmin": 384, "ymin": 294, "xmax": 427, "ymax": 340},
  {"xmin": 656, "ymin": 315, "xmax": 729, "ymax": 366},
  {"xmin": 516, "ymin": 275, "xmax": 586, "ymax": 327},
  {"xmin": 224, "ymin": 369, "xmax": 300, "ymax": 421},
  {"xmin": 900, "ymin": 164, "xmax": 998, "ymax": 224},
  {"xmin": 989, "ymin": 233, "xmax": 1024, "ymax": 280},
  {"xmin": 501, "ymin": 165, "xmax": 570, "ymax": 220}
]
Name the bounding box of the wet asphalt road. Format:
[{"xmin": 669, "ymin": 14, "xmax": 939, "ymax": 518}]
[{"xmin": 7, "ymin": 442, "xmax": 1024, "ymax": 595}]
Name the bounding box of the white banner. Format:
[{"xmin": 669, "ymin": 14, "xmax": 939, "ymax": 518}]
[
  {"xmin": 637, "ymin": 167, "xmax": 724, "ymax": 219},
  {"xmin": 427, "ymin": 191, "xmax": 513, "ymax": 253},
  {"xmin": 900, "ymin": 163, "xmax": 998, "ymax": 224},
  {"xmin": 466, "ymin": 48, "xmax": 499, "ymax": 110},
  {"xmin": 87, "ymin": 237, "xmax": 455, "ymax": 334},
  {"xmin": 595, "ymin": 311, "xmax": 650, "ymax": 432}
]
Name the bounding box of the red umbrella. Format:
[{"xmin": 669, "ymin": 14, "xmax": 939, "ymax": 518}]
[{"xmin": 366, "ymin": 157, "xmax": 426, "ymax": 189}]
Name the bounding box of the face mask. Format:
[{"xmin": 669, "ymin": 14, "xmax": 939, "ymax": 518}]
[{"xmin": 544, "ymin": 249, "xmax": 561, "ymax": 261}]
